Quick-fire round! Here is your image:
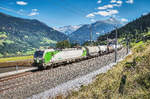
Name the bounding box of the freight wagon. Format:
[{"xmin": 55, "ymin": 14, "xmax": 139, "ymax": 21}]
[{"xmin": 34, "ymin": 45, "xmax": 122, "ymax": 69}]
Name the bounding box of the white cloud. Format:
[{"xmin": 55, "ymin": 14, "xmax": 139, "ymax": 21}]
[
  {"xmin": 16, "ymin": 1, "xmax": 28, "ymax": 5},
  {"xmin": 95, "ymin": 10, "xmax": 119, "ymax": 16},
  {"xmin": 91, "ymin": 19, "xmax": 96, "ymax": 22},
  {"xmin": 126, "ymin": 0, "xmax": 134, "ymax": 4},
  {"xmin": 121, "ymin": 18, "xmax": 128, "ymax": 22},
  {"xmin": 28, "ymin": 12, "xmax": 39, "ymax": 16},
  {"xmin": 116, "ymin": 1, "xmax": 122, "ymax": 4},
  {"xmin": 28, "ymin": 9, "xmax": 39, "ymax": 16},
  {"xmin": 97, "ymin": 0, "xmax": 102, "ymax": 4},
  {"xmin": 97, "ymin": 1, "xmax": 122, "ymax": 10},
  {"xmin": 98, "ymin": 4, "xmax": 114, "ymax": 10},
  {"xmin": 86, "ymin": 13, "xmax": 95, "ymax": 18},
  {"xmin": 32, "ymin": 9, "xmax": 38, "ymax": 12},
  {"xmin": 111, "ymin": 0, "xmax": 117, "ymax": 3},
  {"xmin": 86, "ymin": 0, "xmax": 134, "ymax": 20},
  {"xmin": 0, "ymin": 6, "xmax": 39, "ymax": 17},
  {"xmin": 0, "ymin": 6, "xmax": 25, "ymax": 15},
  {"xmin": 96, "ymin": 32, "xmax": 100, "ymax": 35},
  {"xmin": 142, "ymin": 12, "xmax": 148, "ymax": 16},
  {"xmin": 17, "ymin": 9, "xmax": 24, "ymax": 15},
  {"xmin": 111, "ymin": 0, "xmax": 123, "ymax": 4},
  {"xmin": 86, "ymin": 8, "xmax": 119, "ymax": 18},
  {"xmin": 113, "ymin": 3, "xmax": 122, "ymax": 7},
  {"xmin": 0, "ymin": 6, "xmax": 14, "ymax": 12}
]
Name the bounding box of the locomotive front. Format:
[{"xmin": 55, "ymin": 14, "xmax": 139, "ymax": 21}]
[{"xmin": 34, "ymin": 50, "xmax": 45, "ymax": 66}]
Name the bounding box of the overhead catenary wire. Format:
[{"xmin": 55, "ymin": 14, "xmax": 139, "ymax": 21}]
[
  {"xmin": 53, "ymin": 0, "xmax": 96, "ymax": 43},
  {"xmin": 52, "ymin": 0, "xmax": 100, "ymax": 44},
  {"xmin": 52, "ymin": 1, "xmax": 87, "ymax": 18}
]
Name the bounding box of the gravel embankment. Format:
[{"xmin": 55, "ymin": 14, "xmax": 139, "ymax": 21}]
[{"xmin": 0, "ymin": 48, "xmax": 127, "ymax": 99}]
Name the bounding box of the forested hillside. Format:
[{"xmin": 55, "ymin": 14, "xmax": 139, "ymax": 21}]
[
  {"xmin": 0, "ymin": 12, "xmax": 67, "ymax": 57},
  {"xmin": 98, "ymin": 13, "xmax": 150, "ymax": 42}
]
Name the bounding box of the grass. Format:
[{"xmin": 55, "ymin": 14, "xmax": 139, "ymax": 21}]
[
  {"xmin": 0, "ymin": 55, "xmax": 33, "ymax": 63},
  {"xmin": 63, "ymin": 40, "xmax": 150, "ymax": 99}
]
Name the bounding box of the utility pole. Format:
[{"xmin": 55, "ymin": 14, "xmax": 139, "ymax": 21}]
[
  {"xmin": 126, "ymin": 35, "xmax": 129, "ymax": 54},
  {"xmin": 67, "ymin": 37, "xmax": 70, "ymax": 43},
  {"xmin": 107, "ymin": 34, "xmax": 109, "ymax": 46},
  {"xmin": 107, "ymin": 34, "xmax": 109, "ymax": 51},
  {"xmin": 115, "ymin": 26, "xmax": 118, "ymax": 63},
  {"xmin": 90, "ymin": 24, "xmax": 92, "ymax": 46}
]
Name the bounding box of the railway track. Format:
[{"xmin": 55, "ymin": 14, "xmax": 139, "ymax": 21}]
[
  {"xmin": 0, "ymin": 69, "xmax": 53, "ymax": 93},
  {"xmin": 0, "ymin": 67, "xmax": 38, "ymax": 93},
  {"xmin": 0, "ymin": 49, "xmax": 122, "ymax": 94},
  {"xmin": 0, "ymin": 48, "xmax": 127, "ymax": 98},
  {"xmin": 0, "ymin": 72, "xmax": 32, "ymax": 92},
  {"xmin": 0, "ymin": 67, "xmax": 38, "ymax": 78}
]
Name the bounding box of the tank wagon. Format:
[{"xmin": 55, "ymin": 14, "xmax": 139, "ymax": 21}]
[{"xmin": 34, "ymin": 45, "xmax": 122, "ymax": 68}]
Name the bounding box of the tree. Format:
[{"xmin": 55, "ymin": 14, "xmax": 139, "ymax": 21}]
[
  {"xmin": 71, "ymin": 43, "xmax": 80, "ymax": 48},
  {"xmin": 56, "ymin": 40, "xmax": 71, "ymax": 49}
]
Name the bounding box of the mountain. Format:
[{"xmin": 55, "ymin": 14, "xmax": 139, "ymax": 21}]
[
  {"xmin": 54, "ymin": 25, "xmax": 82, "ymax": 35},
  {"xmin": 0, "ymin": 12, "xmax": 67, "ymax": 57},
  {"xmin": 98, "ymin": 13, "xmax": 150, "ymax": 42},
  {"xmin": 69, "ymin": 18, "xmax": 122, "ymax": 44}
]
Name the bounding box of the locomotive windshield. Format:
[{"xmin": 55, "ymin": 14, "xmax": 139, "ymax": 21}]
[{"xmin": 34, "ymin": 51, "xmax": 44, "ymax": 58}]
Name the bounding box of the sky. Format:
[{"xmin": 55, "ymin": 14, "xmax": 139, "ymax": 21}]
[{"xmin": 0, "ymin": 0, "xmax": 149, "ymax": 27}]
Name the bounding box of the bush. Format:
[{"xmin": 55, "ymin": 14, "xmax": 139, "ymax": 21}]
[{"xmin": 137, "ymin": 73, "xmax": 150, "ymax": 89}]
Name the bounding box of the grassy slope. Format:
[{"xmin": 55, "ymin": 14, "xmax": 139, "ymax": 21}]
[
  {"xmin": 63, "ymin": 41, "xmax": 150, "ymax": 99},
  {"xmin": 0, "ymin": 55, "xmax": 33, "ymax": 63}
]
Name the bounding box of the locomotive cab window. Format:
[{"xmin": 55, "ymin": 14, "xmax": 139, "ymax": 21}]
[{"xmin": 34, "ymin": 51, "xmax": 44, "ymax": 58}]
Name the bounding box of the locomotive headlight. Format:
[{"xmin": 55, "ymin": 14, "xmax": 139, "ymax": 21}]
[
  {"xmin": 34, "ymin": 58, "xmax": 44, "ymax": 64},
  {"xmin": 35, "ymin": 58, "xmax": 40, "ymax": 63}
]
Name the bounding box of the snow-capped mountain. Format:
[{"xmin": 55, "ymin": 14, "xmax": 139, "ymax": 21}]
[
  {"xmin": 69, "ymin": 18, "xmax": 122, "ymax": 44},
  {"xmin": 54, "ymin": 25, "xmax": 82, "ymax": 35}
]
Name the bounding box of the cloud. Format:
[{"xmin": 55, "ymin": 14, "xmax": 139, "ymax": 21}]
[
  {"xmin": 142, "ymin": 12, "xmax": 148, "ymax": 16},
  {"xmin": 111, "ymin": 0, "xmax": 122, "ymax": 3},
  {"xmin": 28, "ymin": 9, "xmax": 39, "ymax": 16},
  {"xmin": 17, "ymin": 9, "xmax": 24, "ymax": 15},
  {"xmin": 16, "ymin": 1, "xmax": 28, "ymax": 6},
  {"xmin": 0, "ymin": 6, "xmax": 25, "ymax": 15},
  {"xmin": 95, "ymin": 10, "xmax": 119, "ymax": 16},
  {"xmin": 0, "ymin": 6, "xmax": 40, "ymax": 17},
  {"xmin": 28, "ymin": 12, "xmax": 39, "ymax": 16},
  {"xmin": 96, "ymin": 32, "xmax": 100, "ymax": 35},
  {"xmin": 97, "ymin": 2, "xmax": 122, "ymax": 10},
  {"xmin": 91, "ymin": 19, "xmax": 96, "ymax": 22},
  {"xmin": 0, "ymin": 6, "xmax": 14, "ymax": 12},
  {"xmin": 86, "ymin": 13, "xmax": 95, "ymax": 18},
  {"xmin": 116, "ymin": 1, "xmax": 123, "ymax": 4},
  {"xmin": 110, "ymin": 0, "xmax": 117, "ymax": 3},
  {"xmin": 32, "ymin": 9, "xmax": 38, "ymax": 12},
  {"xmin": 86, "ymin": 8, "xmax": 119, "ymax": 18},
  {"xmin": 98, "ymin": 4, "xmax": 114, "ymax": 10},
  {"xmin": 111, "ymin": 0, "xmax": 122, "ymax": 4},
  {"xmin": 97, "ymin": 0, "xmax": 102, "ymax": 4},
  {"xmin": 121, "ymin": 18, "xmax": 128, "ymax": 22},
  {"xmin": 126, "ymin": 0, "xmax": 134, "ymax": 4}
]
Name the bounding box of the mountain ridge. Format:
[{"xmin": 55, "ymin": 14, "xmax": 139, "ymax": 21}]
[
  {"xmin": 54, "ymin": 24, "xmax": 82, "ymax": 35},
  {"xmin": 69, "ymin": 18, "xmax": 122, "ymax": 44},
  {"xmin": 0, "ymin": 12, "xmax": 67, "ymax": 57}
]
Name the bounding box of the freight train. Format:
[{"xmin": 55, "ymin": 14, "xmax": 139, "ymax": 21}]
[{"xmin": 34, "ymin": 45, "xmax": 122, "ymax": 69}]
